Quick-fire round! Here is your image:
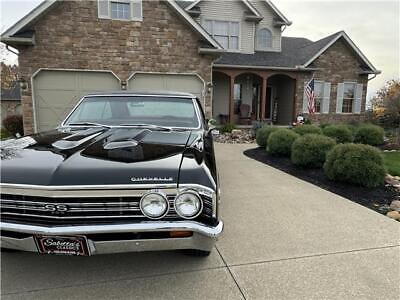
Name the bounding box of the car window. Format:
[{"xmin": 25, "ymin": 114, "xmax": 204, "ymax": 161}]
[{"xmin": 64, "ymin": 96, "xmax": 200, "ymax": 128}]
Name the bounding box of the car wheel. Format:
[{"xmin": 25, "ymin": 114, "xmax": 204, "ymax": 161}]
[{"xmin": 183, "ymin": 249, "xmax": 211, "ymax": 257}]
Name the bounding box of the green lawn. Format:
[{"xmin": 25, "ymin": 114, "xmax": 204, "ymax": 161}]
[{"xmin": 383, "ymin": 151, "xmax": 400, "ymax": 176}]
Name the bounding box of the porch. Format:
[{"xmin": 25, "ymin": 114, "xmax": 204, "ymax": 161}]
[{"xmin": 212, "ymin": 68, "xmax": 298, "ymax": 126}]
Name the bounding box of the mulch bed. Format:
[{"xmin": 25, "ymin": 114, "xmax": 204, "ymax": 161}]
[{"xmin": 243, "ymin": 147, "xmax": 399, "ymax": 214}]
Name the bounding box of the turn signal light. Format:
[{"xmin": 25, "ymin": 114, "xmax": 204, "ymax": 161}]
[{"xmin": 169, "ymin": 231, "xmax": 193, "ymax": 238}]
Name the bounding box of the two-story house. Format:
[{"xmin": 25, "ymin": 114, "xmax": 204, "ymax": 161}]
[{"xmin": 1, "ymin": 0, "xmax": 380, "ymax": 134}]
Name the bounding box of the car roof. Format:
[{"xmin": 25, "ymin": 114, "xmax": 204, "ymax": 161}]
[{"xmin": 84, "ymin": 91, "xmax": 197, "ymax": 99}]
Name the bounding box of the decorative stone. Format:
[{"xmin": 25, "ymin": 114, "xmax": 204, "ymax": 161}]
[
  {"xmin": 386, "ymin": 211, "xmax": 400, "ymax": 220},
  {"xmin": 231, "ymin": 129, "xmax": 242, "ymax": 138},
  {"xmin": 390, "ymin": 200, "xmax": 400, "ymax": 211}
]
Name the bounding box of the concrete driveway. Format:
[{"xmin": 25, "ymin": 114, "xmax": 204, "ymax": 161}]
[{"xmin": 1, "ymin": 143, "xmax": 399, "ymax": 299}]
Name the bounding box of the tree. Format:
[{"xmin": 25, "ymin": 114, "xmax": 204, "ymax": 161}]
[
  {"xmin": 1, "ymin": 62, "xmax": 19, "ymax": 90},
  {"xmin": 371, "ymin": 80, "xmax": 400, "ymax": 129}
]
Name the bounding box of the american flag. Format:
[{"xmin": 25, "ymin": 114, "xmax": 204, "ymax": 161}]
[{"xmin": 305, "ymin": 78, "xmax": 316, "ymax": 114}]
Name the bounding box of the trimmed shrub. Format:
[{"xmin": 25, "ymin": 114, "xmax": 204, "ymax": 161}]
[
  {"xmin": 2, "ymin": 114, "xmax": 23, "ymax": 136},
  {"xmin": 324, "ymin": 143, "xmax": 386, "ymax": 188},
  {"xmin": 322, "ymin": 125, "xmax": 353, "ymax": 144},
  {"xmin": 291, "ymin": 134, "xmax": 336, "ymax": 168},
  {"xmin": 267, "ymin": 129, "xmax": 299, "ymax": 156},
  {"xmin": 220, "ymin": 123, "xmax": 235, "ymax": 133},
  {"xmin": 354, "ymin": 124, "xmax": 384, "ymax": 146},
  {"xmin": 293, "ymin": 124, "xmax": 322, "ymax": 136},
  {"xmin": 256, "ymin": 126, "xmax": 279, "ymax": 147}
]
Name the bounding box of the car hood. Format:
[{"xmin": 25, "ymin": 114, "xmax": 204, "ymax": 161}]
[{"xmin": 0, "ymin": 127, "xmax": 196, "ymax": 186}]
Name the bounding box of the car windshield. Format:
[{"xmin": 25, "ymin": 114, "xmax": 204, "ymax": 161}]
[{"xmin": 63, "ymin": 96, "xmax": 200, "ymax": 129}]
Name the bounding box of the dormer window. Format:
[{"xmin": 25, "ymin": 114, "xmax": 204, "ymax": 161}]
[
  {"xmin": 203, "ymin": 20, "xmax": 239, "ymax": 50},
  {"xmin": 257, "ymin": 28, "xmax": 272, "ymax": 49},
  {"xmin": 98, "ymin": 0, "xmax": 142, "ymax": 21}
]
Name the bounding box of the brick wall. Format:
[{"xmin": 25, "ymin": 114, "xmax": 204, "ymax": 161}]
[
  {"xmin": 16, "ymin": 1, "xmax": 216, "ymax": 134},
  {"xmin": 294, "ymin": 38, "xmax": 369, "ymax": 124}
]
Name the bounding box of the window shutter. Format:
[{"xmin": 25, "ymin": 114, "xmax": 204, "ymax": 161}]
[
  {"xmin": 353, "ymin": 83, "xmax": 363, "ymax": 114},
  {"xmin": 336, "ymin": 83, "xmax": 344, "ymax": 113},
  {"xmin": 131, "ymin": 0, "xmax": 142, "ymax": 20},
  {"xmin": 302, "ymin": 82, "xmax": 308, "ymax": 113},
  {"xmin": 322, "ymin": 82, "xmax": 331, "ymax": 114},
  {"xmin": 98, "ymin": 0, "xmax": 110, "ymax": 19}
]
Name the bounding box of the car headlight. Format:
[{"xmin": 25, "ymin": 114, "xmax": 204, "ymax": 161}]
[
  {"xmin": 174, "ymin": 191, "xmax": 203, "ymax": 219},
  {"xmin": 140, "ymin": 192, "xmax": 169, "ymax": 219}
]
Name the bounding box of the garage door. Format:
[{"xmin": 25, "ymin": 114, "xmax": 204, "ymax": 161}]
[
  {"xmin": 128, "ymin": 73, "xmax": 204, "ymax": 100},
  {"xmin": 33, "ymin": 70, "xmax": 120, "ymax": 131}
]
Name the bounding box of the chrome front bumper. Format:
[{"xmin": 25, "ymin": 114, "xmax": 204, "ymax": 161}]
[{"xmin": 0, "ymin": 221, "xmax": 223, "ymax": 254}]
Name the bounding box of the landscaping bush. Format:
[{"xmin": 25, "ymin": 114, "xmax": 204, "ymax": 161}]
[
  {"xmin": 267, "ymin": 129, "xmax": 299, "ymax": 156},
  {"xmin": 291, "ymin": 134, "xmax": 336, "ymax": 168},
  {"xmin": 324, "ymin": 143, "xmax": 386, "ymax": 188},
  {"xmin": 322, "ymin": 125, "xmax": 353, "ymax": 144},
  {"xmin": 2, "ymin": 114, "xmax": 23, "ymax": 137},
  {"xmin": 354, "ymin": 124, "xmax": 384, "ymax": 146},
  {"xmin": 220, "ymin": 123, "xmax": 235, "ymax": 133},
  {"xmin": 256, "ymin": 126, "xmax": 279, "ymax": 147},
  {"xmin": 293, "ymin": 124, "xmax": 322, "ymax": 136}
]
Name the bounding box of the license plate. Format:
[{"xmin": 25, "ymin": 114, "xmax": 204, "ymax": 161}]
[{"xmin": 34, "ymin": 235, "xmax": 91, "ymax": 256}]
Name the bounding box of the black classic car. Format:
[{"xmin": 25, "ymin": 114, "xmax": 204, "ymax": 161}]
[{"xmin": 0, "ymin": 92, "xmax": 223, "ymax": 257}]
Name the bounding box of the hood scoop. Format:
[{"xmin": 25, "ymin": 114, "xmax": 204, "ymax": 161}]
[
  {"xmin": 52, "ymin": 128, "xmax": 104, "ymax": 150},
  {"xmin": 103, "ymin": 129, "xmax": 151, "ymax": 150}
]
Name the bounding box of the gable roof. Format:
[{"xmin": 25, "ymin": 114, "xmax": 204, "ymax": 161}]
[
  {"xmin": 214, "ymin": 31, "xmax": 380, "ymax": 74},
  {"xmin": 186, "ymin": 0, "xmax": 262, "ymax": 18},
  {"xmin": 1, "ymin": 0, "xmax": 223, "ymax": 51},
  {"xmin": 186, "ymin": 0, "xmax": 291, "ymax": 25}
]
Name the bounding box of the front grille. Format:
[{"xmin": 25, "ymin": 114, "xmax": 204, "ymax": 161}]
[{"xmin": 0, "ymin": 192, "xmax": 215, "ymax": 226}]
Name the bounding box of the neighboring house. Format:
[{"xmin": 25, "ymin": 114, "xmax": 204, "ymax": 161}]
[
  {"xmin": 1, "ymin": 82, "xmax": 22, "ymax": 125},
  {"xmin": 0, "ymin": 0, "xmax": 380, "ymax": 134}
]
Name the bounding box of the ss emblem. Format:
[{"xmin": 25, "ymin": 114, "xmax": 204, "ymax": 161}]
[{"xmin": 44, "ymin": 204, "xmax": 69, "ymax": 212}]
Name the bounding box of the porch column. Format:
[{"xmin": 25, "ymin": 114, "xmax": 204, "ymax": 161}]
[
  {"xmin": 260, "ymin": 76, "xmax": 268, "ymax": 120},
  {"xmin": 229, "ymin": 75, "xmax": 235, "ymax": 123}
]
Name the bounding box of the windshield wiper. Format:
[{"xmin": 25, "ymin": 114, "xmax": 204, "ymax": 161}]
[
  {"xmin": 118, "ymin": 124, "xmax": 171, "ymax": 131},
  {"xmin": 66, "ymin": 122, "xmax": 111, "ymax": 128}
]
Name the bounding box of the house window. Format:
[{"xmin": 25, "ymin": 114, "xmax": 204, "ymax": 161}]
[
  {"xmin": 98, "ymin": 0, "xmax": 142, "ymax": 21},
  {"xmin": 314, "ymin": 81, "xmax": 324, "ymax": 113},
  {"xmin": 234, "ymin": 84, "xmax": 242, "ymax": 114},
  {"xmin": 257, "ymin": 28, "xmax": 272, "ymax": 49},
  {"xmin": 111, "ymin": 1, "xmax": 130, "ymax": 20},
  {"xmin": 342, "ymin": 82, "xmax": 356, "ymax": 113},
  {"xmin": 203, "ymin": 20, "xmax": 239, "ymax": 50}
]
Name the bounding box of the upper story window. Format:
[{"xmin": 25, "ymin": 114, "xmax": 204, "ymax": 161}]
[
  {"xmin": 257, "ymin": 28, "xmax": 272, "ymax": 49},
  {"xmin": 203, "ymin": 20, "xmax": 239, "ymax": 50},
  {"xmin": 98, "ymin": 0, "xmax": 142, "ymax": 21}
]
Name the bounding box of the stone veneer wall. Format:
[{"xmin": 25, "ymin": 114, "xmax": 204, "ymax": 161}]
[
  {"xmin": 294, "ymin": 38, "xmax": 369, "ymax": 124},
  {"xmin": 16, "ymin": 1, "xmax": 216, "ymax": 134}
]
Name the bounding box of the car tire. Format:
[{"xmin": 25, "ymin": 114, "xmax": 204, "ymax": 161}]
[{"xmin": 183, "ymin": 249, "xmax": 211, "ymax": 257}]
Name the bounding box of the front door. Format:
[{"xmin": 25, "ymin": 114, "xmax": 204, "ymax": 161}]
[{"xmin": 264, "ymin": 86, "xmax": 272, "ymax": 119}]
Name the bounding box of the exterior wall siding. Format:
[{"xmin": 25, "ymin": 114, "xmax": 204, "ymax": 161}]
[
  {"xmin": 195, "ymin": 0, "xmax": 255, "ymax": 54},
  {"xmin": 16, "ymin": 0, "xmax": 216, "ymax": 134},
  {"xmin": 295, "ymin": 38, "xmax": 369, "ymax": 124},
  {"xmin": 250, "ymin": 0, "xmax": 282, "ymax": 52}
]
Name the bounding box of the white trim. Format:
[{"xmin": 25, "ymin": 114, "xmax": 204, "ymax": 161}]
[
  {"xmin": 1, "ymin": 0, "xmax": 57, "ymax": 38},
  {"xmin": 31, "ymin": 68, "xmax": 121, "ymax": 133},
  {"xmin": 166, "ymin": 0, "xmax": 222, "ymax": 50},
  {"xmin": 126, "ymin": 71, "xmax": 207, "ymax": 109},
  {"xmin": 186, "ymin": 0, "xmax": 261, "ymax": 17},
  {"xmin": 302, "ymin": 31, "xmax": 379, "ymax": 74},
  {"xmin": 265, "ymin": 0, "xmax": 291, "ymax": 25}
]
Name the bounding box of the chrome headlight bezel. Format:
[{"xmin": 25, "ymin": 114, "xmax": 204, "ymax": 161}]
[
  {"xmin": 174, "ymin": 190, "xmax": 203, "ymax": 219},
  {"xmin": 139, "ymin": 191, "xmax": 169, "ymax": 219}
]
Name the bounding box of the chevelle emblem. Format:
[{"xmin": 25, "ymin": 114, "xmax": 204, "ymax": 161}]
[{"xmin": 130, "ymin": 177, "xmax": 174, "ymax": 182}]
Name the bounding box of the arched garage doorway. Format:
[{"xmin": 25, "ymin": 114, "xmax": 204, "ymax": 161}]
[
  {"xmin": 127, "ymin": 72, "xmax": 205, "ymax": 104},
  {"xmin": 32, "ymin": 69, "xmax": 120, "ymax": 132}
]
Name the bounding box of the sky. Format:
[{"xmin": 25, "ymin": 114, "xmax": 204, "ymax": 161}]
[{"xmin": 1, "ymin": 0, "xmax": 399, "ymax": 101}]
